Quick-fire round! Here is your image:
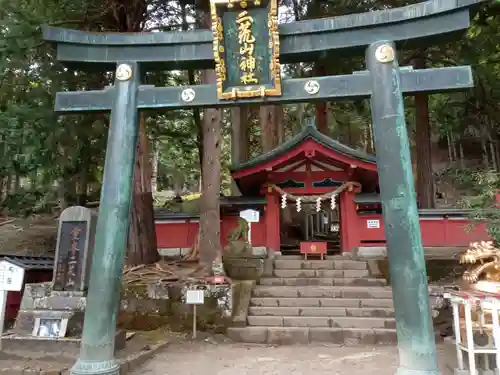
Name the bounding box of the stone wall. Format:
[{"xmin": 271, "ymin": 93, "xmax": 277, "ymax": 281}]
[
  {"xmin": 15, "ymin": 280, "xmax": 233, "ymax": 335},
  {"xmin": 376, "ymin": 259, "xmax": 457, "ymax": 337},
  {"xmin": 119, "ymin": 280, "xmax": 232, "ymax": 333}
]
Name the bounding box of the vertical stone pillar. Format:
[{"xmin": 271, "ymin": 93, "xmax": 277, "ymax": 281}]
[
  {"xmin": 366, "ymin": 41, "xmax": 440, "ymax": 375},
  {"xmin": 71, "ymin": 62, "xmax": 140, "ymax": 375}
]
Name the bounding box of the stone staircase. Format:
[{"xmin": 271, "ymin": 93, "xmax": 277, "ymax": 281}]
[{"xmin": 228, "ymin": 255, "xmax": 398, "ymax": 345}]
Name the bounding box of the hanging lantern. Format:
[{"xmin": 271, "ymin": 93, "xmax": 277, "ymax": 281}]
[
  {"xmin": 330, "ymin": 193, "xmax": 337, "ymax": 210},
  {"xmin": 281, "ymin": 194, "xmax": 287, "ymax": 209},
  {"xmin": 316, "ymin": 197, "xmax": 322, "ymax": 212},
  {"xmin": 296, "ymin": 197, "xmax": 302, "ymax": 212}
]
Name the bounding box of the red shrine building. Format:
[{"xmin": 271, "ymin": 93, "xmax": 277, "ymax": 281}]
[{"xmin": 154, "ymin": 124, "xmax": 488, "ymax": 257}]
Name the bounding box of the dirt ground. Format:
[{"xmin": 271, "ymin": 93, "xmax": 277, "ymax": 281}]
[
  {"xmin": 0, "ymin": 215, "xmax": 57, "ymax": 256},
  {"xmin": 131, "ymin": 341, "xmax": 458, "ymax": 375},
  {"xmin": 0, "ymin": 329, "xmax": 182, "ymax": 373}
]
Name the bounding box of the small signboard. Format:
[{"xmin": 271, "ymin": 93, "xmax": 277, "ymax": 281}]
[
  {"xmin": 210, "ymin": 0, "xmax": 281, "ymax": 100},
  {"xmin": 239, "ymin": 209, "xmax": 260, "ymax": 223},
  {"xmin": 185, "ymin": 289, "xmax": 205, "ymax": 340},
  {"xmin": 186, "ymin": 290, "xmax": 205, "ymax": 305},
  {"xmin": 367, "ymin": 219, "xmax": 380, "ymax": 229},
  {"xmin": 0, "ymin": 259, "xmax": 25, "ymax": 349},
  {"xmin": 0, "ymin": 259, "xmax": 25, "ymax": 292},
  {"xmin": 300, "ymin": 242, "xmax": 327, "ymax": 260}
]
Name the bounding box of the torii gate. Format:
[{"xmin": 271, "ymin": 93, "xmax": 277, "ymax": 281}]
[{"xmin": 43, "ymin": 1, "xmax": 486, "ymax": 374}]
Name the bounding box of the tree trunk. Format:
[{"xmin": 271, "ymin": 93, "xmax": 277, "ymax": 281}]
[
  {"xmin": 447, "ymin": 132, "xmax": 453, "ymax": 163},
  {"xmin": 315, "ymin": 63, "xmax": 329, "ymax": 135},
  {"xmin": 77, "ymin": 137, "xmax": 90, "ymax": 206},
  {"xmin": 276, "ymin": 105, "xmax": 284, "ymax": 144},
  {"xmin": 199, "ymin": 71, "xmax": 223, "ymax": 274},
  {"xmin": 450, "ymin": 133, "xmax": 458, "ymax": 161},
  {"xmin": 489, "ymin": 141, "xmax": 497, "ymax": 171},
  {"xmin": 458, "ymin": 140, "xmax": 465, "ymax": 169},
  {"xmin": 151, "ymin": 140, "xmax": 159, "ymax": 193},
  {"xmin": 481, "ymin": 136, "xmax": 490, "ymax": 169},
  {"xmin": 260, "ymin": 105, "xmax": 279, "ymax": 152},
  {"xmin": 14, "ymin": 174, "xmax": 20, "ymax": 193},
  {"xmin": 126, "ymin": 113, "xmax": 159, "ymax": 266},
  {"xmin": 231, "ymin": 106, "xmax": 249, "ymax": 195},
  {"xmin": 99, "ymin": 0, "xmax": 157, "ymax": 266},
  {"xmin": 56, "ymin": 178, "xmax": 68, "ymax": 211},
  {"xmin": 413, "ymin": 56, "xmax": 435, "ymax": 209},
  {"xmin": 78, "ymin": 168, "xmax": 88, "ymax": 206},
  {"xmin": 197, "ymin": 0, "xmax": 224, "ymax": 275},
  {"xmin": 295, "ymin": 103, "xmax": 306, "ymax": 134}
]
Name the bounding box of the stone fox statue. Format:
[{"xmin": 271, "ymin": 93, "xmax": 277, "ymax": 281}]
[{"xmin": 227, "ymin": 217, "xmax": 250, "ymax": 243}]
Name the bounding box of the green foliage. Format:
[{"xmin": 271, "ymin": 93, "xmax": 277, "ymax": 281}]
[
  {"xmin": 0, "ymin": 0, "xmax": 498, "ymax": 218},
  {"xmin": 444, "ymin": 168, "xmax": 500, "ymax": 244}
]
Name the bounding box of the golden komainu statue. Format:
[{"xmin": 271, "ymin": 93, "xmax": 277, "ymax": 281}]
[
  {"xmin": 460, "ymin": 241, "xmax": 500, "ymax": 284},
  {"xmin": 457, "ymin": 241, "xmax": 500, "ymax": 347}
]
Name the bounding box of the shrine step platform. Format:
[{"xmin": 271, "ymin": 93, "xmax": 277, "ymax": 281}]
[{"xmin": 228, "ymin": 256, "xmax": 397, "ymax": 345}]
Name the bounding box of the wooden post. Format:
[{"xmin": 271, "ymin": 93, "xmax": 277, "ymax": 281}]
[
  {"xmin": 265, "ymin": 191, "xmax": 280, "ymax": 252},
  {"xmin": 339, "ymin": 190, "xmax": 358, "ymax": 255}
]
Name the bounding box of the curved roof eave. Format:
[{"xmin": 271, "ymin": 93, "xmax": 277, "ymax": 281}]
[{"xmin": 231, "ymin": 125, "xmax": 376, "ymax": 175}]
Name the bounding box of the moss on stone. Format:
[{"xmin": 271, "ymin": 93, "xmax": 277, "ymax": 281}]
[
  {"xmin": 118, "ymin": 280, "xmax": 232, "ymax": 334},
  {"xmin": 377, "ymin": 259, "xmax": 466, "ymax": 284}
]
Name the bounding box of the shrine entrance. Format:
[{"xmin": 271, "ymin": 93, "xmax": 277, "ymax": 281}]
[
  {"xmin": 280, "ymin": 202, "xmax": 340, "ymax": 254},
  {"xmin": 43, "ymin": 0, "xmax": 483, "ymax": 374},
  {"xmin": 231, "ymin": 119, "xmax": 379, "ymax": 255}
]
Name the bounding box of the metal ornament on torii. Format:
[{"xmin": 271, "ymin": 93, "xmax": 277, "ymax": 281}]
[{"xmin": 43, "ymin": 1, "xmax": 485, "ymax": 374}]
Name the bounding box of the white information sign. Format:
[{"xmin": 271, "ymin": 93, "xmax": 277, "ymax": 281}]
[
  {"xmin": 186, "ymin": 289, "xmax": 205, "ymax": 340},
  {"xmin": 239, "ymin": 209, "xmax": 260, "ymax": 223},
  {"xmin": 0, "ymin": 259, "xmax": 25, "ymax": 349},
  {"xmin": 0, "ymin": 260, "xmax": 25, "ymax": 292},
  {"xmin": 367, "ymin": 219, "xmax": 380, "ymax": 229},
  {"xmin": 186, "ymin": 290, "xmax": 205, "ymax": 305}
]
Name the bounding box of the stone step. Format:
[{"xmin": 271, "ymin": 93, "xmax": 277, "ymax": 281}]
[
  {"xmin": 259, "ymin": 277, "xmax": 386, "ymax": 287},
  {"xmin": 250, "ymin": 297, "xmax": 394, "ymax": 308},
  {"xmin": 248, "ymin": 306, "xmax": 395, "ymax": 318},
  {"xmin": 247, "ymin": 315, "xmax": 396, "ymax": 329},
  {"xmin": 253, "ymin": 286, "xmax": 393, "ymax": 299},
  {"xmin": 227, "ymin": 326, "xmax": 397, "ymax": 345},
  {"xmin": 274, "ymin": 259, "xmax": 368, "ymax": 271},
  {"xmin": 273, "ymin": 269, "xmax": 344, "ymax": 278},
  {"xmin": 275, "ymin": 254, "xmax": 349, "ymax": 260},
  {"xmin": 273, "ymin": 269, "xmax": 371, "ymax": 278}
]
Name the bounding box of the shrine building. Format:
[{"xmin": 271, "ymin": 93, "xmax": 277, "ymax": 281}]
[{"xmin": 155, "ymin": 122, "xmax": 488, "ymax": 258}]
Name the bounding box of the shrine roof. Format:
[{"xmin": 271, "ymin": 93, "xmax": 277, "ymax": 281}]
[{"xmin": 231, "ymin": 121, "xmax": 376, "ymax": 175}]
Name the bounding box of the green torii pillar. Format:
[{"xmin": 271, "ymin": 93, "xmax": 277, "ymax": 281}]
[{"xmin": 367, "ymin": 40, "xmax": 440, "ymax": 375}]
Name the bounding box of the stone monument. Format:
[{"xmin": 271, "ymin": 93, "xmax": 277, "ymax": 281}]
[
  {"xmin": 8, "ymin": 206, "xmax": 125, "ymax": 350},
  {"xmin": 53, "ymin": 206, "xmax": 96, "ymax": 292}
]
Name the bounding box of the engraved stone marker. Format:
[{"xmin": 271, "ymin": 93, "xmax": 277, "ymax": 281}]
[{"xmin": 53, "ymin": 206, "xmax": 97, "ymax": 292}]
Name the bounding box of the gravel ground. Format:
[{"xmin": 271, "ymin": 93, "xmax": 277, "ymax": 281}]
[{"xmin": 132, "ymin": 341, "xmax": 457, "ymax": 375}]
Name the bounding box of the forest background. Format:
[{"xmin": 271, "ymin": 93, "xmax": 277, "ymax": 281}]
[{"xmin": 0, "ymin": 0, "xmax": 499, "ymax": 272}]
